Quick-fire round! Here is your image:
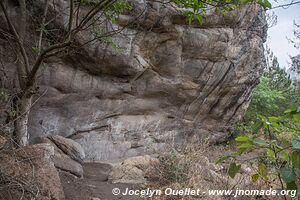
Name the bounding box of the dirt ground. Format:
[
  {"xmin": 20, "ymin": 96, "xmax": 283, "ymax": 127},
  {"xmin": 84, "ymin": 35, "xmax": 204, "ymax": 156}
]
[{"xmin": 60, "ymin": 162, "xmax": 139, "ymax": 200}]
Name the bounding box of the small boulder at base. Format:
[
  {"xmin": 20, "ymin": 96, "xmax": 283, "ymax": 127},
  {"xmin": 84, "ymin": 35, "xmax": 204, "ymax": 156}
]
[
  {"xmin": 33, "ymin": 136, "xmax": 84, "ymax": 177},
  {"xmin": 109, "ymin": 155, "xmax": 159, "ymax": 184},
  {"xmin": 53, "ymin": 155, "xmax": 84, "ymax": 177},
  {"xmin": 48, "ymin": 135, "xmax": 85, "ymax": 163}
]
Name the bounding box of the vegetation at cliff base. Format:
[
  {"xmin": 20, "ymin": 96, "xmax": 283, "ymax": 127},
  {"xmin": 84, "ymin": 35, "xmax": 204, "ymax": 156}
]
[
  {"xmin": 1, "ymin": 0, "xmax": 300, "ymax": 199},
  {"xmin": 219, "ymin": 49, "xmax": 300, "ymax": 195}
]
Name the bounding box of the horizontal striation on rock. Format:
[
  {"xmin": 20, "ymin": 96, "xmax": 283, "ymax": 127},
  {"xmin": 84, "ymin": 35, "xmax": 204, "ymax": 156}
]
[{"xmin": 15, "ymin": 1, "xmax": 269, "ymax": 161}]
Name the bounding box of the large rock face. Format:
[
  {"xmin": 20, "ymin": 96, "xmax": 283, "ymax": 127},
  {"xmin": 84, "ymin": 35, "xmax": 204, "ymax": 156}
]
[{"xmin": 24, "ymin": 1, "xmax": 266, "ymax": 160}]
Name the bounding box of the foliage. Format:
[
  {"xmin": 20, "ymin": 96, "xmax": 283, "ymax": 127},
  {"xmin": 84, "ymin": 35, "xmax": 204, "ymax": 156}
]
[
  {"xmin": 172, "ymin": 0, "xmax": 272, "ymax": 24},
  {"xmin": 224, "ymin": 50, "xmax": 300, "ymax": 195},
  {"xmin": 103, "ymin": 0, "xmax": 133, "ymax": 22},
  {"xmin": 244, "ymin": 76, "xmax": 285, "ymax": 123},
  {"xmin": 80, "ymin": 0, "xmax": 273, "ymax": 26},
  {"xmin": 90, "ymin": 1, "xmax": 133, "ymax": 49},
  {"xmin": 91, "ymin": 26, "xmax": 121, "ymax": 49},
  {"xmin": 81, "ymin": 0, "xmax": 272, "ymax": 25},
  {"xmin": 218, "ymin": 106, "xmax": 300, "ymax": 194},
  {"xmin": 222, "ymin": 33, "xmax": 300, "ymax": 195},
  {"xmin": 241, "ymin": 53, "xmax": 298, "ymax": 132},
  {"xmin": 264, "ymin": 57, "xmax": 292, "ymax": 90}
]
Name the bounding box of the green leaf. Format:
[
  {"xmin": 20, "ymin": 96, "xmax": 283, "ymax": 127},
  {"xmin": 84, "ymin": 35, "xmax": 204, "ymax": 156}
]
[
  {"xmin": 237, "ymin": 143, "xmax": 253, "ymax": 153},
  {"xmin": 292, "ymin": 139, "xmax": 300, "ymax": 149},
  {"xmin": 238, "ymin": 143, "xmax": 253, "ymax": 149},
  {"xmin": 216, "ymin": 155, "xmax": 232, "ymax": 164},
  {"xmin": 258, "ymin": 163, "xmax": 268, "ymax": 178},
  {"xmin": 258, "ymin": 114, "xmax": 268, "ymax": 123},
  {"xmin": 280, "ymin": 167, "xmax": 296, "ymax": 183},
  {"xmin": 251, "ymin": 174, "xmax": 259, "ymax": 183},
  {"xmin": 196, "ymin": 15, "xmax": 203, "ymax": 24},
  {"xmin": 235, "ymin": 135, "xmax": 250, "ymax": 142},
  {"xmin": 252, "ymin": 121, "xmax": 263, "ymax": 133},
  {"xmin": 263, "ymin": 0, "xmax": 272, "ymax": 9},
  {"xmin": 228, "ymin": 163, "xmax": 241, "ymax": 179},
  {"xmin": 253, "ymin": 138, "xmax": 268, "ymax": 146},
  {"xmin": 293, "ymin": 113, "xmax": 300, "ymax": 121},
  {"xmin": 266, "ymin": 148, "xmax": 275, "ymax": 159},
  {"xmin": 269, "ymin": 116, "xmax": 280, "ymax": 122},
  {"xmin": 188, "ymin": 16, "xmax": 193, "ymax": 25},
  {"xmin": 280, "ymin": 151, "xmax": 291, "ymax": 162},
  {"xmin": 286, "ymin": 181, "xmax": 298, "ymax": 191},
  {"xmin": 291, "ymin": 151, "xmax": 300, "ymax": 169},
  {"xmin": 284, "ymin": 105, "xmax": 298, "ymax": 113},
  {"xmin": 257, "ymin": 0, "xmax": 272, "ymax": 9},
  {"xmin": 268, "ymin": 116, "xmax": 280, "ymax": 127}
]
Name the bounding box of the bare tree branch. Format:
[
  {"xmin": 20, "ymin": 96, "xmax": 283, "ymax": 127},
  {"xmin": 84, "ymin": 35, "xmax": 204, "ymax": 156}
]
[
  {"xmin": 24, "ymin": 41, "xmax": 71, "ymax": 93},
  {"xmin": 68, "ymin": 0, "xmax": 74, "ymax": 38},
  {"xmin": 0, "ymin": 1, "xmax": 30, "ymax": 76},
  {"xmin": 72, "ymin": 0, "xmax": 117, "ymax": 35},
  {"xmin": 269, "ymin": 0, "xmax": 300, "ymax": 9},
  {"xmin": 38, "ymin": 0, "xmax": 50, "ymax": 55}
]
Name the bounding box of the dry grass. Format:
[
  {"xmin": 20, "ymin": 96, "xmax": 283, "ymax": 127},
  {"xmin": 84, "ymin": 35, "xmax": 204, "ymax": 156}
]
[
  {"xmin": 0, "ymin": 171, "xmax": 40, "ymax": 200},
  {"xmin": 145, "ymin": 142, "xmax": 284, "ymax": 200},
  {"xmin": 0, "ymin": 132, "xmax": 40, "ymax": 200}
]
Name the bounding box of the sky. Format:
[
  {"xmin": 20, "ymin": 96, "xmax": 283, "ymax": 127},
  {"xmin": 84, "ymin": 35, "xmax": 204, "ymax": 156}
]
[{"xmin": 266, "ymin": 0, "xmax": 300, "ymax": 69}]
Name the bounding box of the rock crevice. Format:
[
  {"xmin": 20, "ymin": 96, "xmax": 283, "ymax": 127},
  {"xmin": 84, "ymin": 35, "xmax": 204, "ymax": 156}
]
[{"xmin": 19, "ymin": 1, "xmax": 268, "ymax": 161}]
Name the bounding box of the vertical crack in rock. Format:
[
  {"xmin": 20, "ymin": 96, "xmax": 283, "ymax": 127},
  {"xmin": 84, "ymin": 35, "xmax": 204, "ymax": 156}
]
[{"xmin": 0, "ymin": 1, "xmax": 267, "ymax": 161}]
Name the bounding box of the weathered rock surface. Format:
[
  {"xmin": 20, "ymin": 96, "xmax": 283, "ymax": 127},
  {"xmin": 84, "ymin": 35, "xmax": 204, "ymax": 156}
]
[
  {"xmin": 0, "ymin": 144, "xmax": 65, "ymax": 200},
  {"xmin": 52, "ymin": 155, "xmax": 84, "ymax": 177},
  {"xmin": 108, "ymin": 155, "xmax": 159, "ymax": 184},
  {"xmin": 48, "ymin": 135, "xmax": 85, "ymax": 163},
  {"xmin": 33, "ymin": 136, "xmax": 85, "ymax": 177},
  {"xmin": 1, "ymin": 1, "xmax": 267, "ymax": 161},
  {"xmin": 0, "ymin": 133, "xmax": 8, "ymax": 149}
]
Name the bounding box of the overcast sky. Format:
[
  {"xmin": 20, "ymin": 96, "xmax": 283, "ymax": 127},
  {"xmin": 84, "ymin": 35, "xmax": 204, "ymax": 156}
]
[{"xmin": 266, "ymin": 1, "xmax": 300, "ymax": 69}]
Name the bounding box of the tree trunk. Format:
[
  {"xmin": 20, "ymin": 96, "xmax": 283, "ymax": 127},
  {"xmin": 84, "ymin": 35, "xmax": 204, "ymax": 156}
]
[
  {"xmin": 13, "ymin": 96, "xmax": 32, "ymax": 146},
  {"xmin": 11, "ymin": 0, "xmax": 30, "ymax": 147}
]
